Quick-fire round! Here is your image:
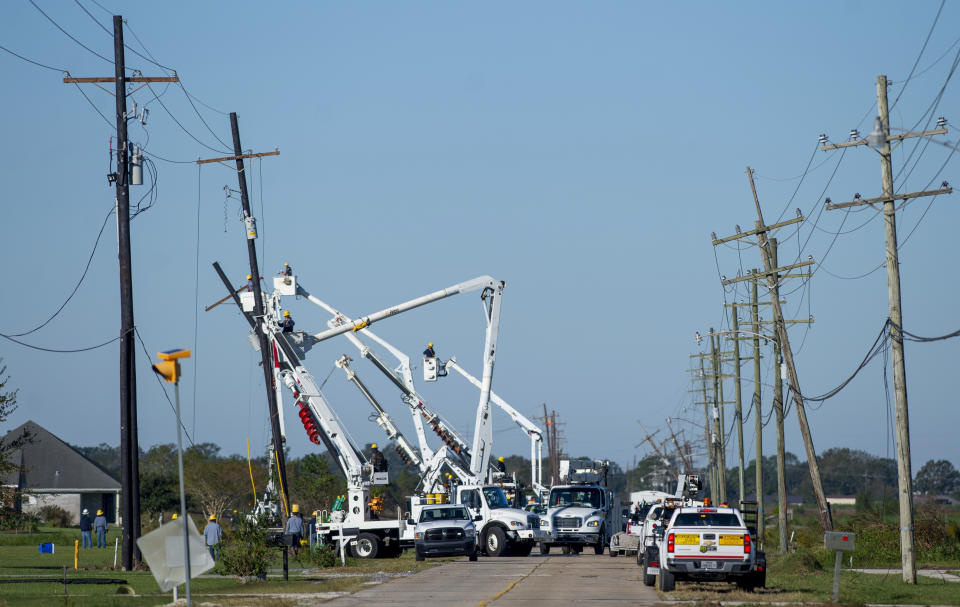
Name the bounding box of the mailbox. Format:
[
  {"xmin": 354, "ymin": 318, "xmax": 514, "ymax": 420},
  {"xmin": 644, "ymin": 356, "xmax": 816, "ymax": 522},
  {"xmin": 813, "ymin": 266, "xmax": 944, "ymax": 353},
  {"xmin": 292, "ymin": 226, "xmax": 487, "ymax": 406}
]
[{"xmin": 824, "ymin": 531, "xmax": 855, "ymax": 551}]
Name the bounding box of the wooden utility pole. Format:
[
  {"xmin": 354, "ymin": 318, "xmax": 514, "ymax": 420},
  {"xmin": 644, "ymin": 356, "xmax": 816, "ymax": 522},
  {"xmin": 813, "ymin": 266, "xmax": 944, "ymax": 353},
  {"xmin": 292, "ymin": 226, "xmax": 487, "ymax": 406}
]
[
  {"xmin": 698, "ymin": 355, "xmax": 716, "ymax": 502},
  {"xmin": 713, "ymin": 172, "xmax": 832, "ymax": 532},
  {"xmin": 710, "ymin": 331, "xmax": 727, "ymax": 504},
  {"xmin": 731, "ymin": 303, "xmax": 746, "ymax": 504},
  {"xmin": 821, "ymin": 76, "xmax": 952, "ymax": 583},
  {"xmin": 64, "ymin": 16, "xmax": 179, "ymax": 570},
  {"xmin": 768, "ymin": 240, "xmax": 789, "ymax": 553},
  {"xmin": 750, "ymin": 272, "xmax": 765, "ymax": 549}
]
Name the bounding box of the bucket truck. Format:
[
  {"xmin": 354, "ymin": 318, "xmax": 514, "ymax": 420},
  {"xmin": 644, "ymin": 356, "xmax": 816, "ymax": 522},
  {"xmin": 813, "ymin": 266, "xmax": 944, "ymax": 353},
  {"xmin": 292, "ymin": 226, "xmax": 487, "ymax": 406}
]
[
  {"xmin": 280, "ymin": 279, "xmax": 546, "ymax": 556},
  {"xmin": 538, "ymin": 459, "xmax": 617, "ymax": 555}
]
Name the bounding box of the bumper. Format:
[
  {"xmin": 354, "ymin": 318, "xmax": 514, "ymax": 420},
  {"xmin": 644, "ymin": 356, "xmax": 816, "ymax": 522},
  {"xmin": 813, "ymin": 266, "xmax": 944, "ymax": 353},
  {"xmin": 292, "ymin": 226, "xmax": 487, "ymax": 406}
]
[
  {"xmin": 516, "ymin": 529, "xmax": 549, "ymax": 542},
  {"xmin": 666, "ymin": 557, "xmax": 753, "ymax": 576},
  {"xmin": 415, "ymin": 539, "xmax": 476, "ymax": 557},
  {"xmin": 550, "ymin": 531, "xmax": 599, "ymax": 545}
]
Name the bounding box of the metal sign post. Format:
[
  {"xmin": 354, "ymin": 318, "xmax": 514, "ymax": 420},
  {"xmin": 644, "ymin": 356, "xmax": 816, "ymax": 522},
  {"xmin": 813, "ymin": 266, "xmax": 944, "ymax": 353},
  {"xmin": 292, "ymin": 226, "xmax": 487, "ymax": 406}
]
[{"xmin": 824, "ymin": 531, "xmax": 856, "ymax": 601}]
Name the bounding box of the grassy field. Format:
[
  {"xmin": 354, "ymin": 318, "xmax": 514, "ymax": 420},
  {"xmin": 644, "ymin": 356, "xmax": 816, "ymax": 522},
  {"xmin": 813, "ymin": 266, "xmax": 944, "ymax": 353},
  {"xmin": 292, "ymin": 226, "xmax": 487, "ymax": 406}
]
[
  {"xmin": 661, "ymin": 551, "xmax": 960, "ymax": 605},
  {"xmin": 0, "ymin": 527, "xmax": 443, "ymax": 606}
]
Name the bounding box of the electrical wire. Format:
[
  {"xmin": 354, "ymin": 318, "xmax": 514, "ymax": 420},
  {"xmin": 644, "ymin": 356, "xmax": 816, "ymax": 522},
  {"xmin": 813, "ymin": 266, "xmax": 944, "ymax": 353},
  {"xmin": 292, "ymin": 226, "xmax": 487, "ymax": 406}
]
[
  {"xmin": 889, "ymin": 0, "xmax": 945, "ymax": 111},
  {"xmin": 0, "ymin": 42, "xmax": 68, "ymax": 73},
  {"xmin": 70, "ymin": 82, "xmax": 114, "ymax": 128},
  {"xmin": 1, "ymin": 206, "xmax": 114, "ymax": 337},
  {"xmin": 144, "ymin": 82, "xmax": 230, "ymax": 154},
  {"xmin": 28, "ymin": 0, "xmax": 116, "ymax": 66},
  {"xmin": 0, "ymin": 328, "xmax": 127, "ymax": 353}
]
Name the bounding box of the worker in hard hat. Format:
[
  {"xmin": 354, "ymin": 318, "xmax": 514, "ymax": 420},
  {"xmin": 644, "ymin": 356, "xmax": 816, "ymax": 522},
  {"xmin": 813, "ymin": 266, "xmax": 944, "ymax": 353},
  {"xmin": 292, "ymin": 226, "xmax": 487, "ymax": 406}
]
[
  {"xmin": 79, "ymin": 508, "xmax": 92, "ymax": 549},
  {"xmin": 285, "ymin": 504, "xmax": 304, "ymax": 555},
  {"xmin": 281, "ymin": 262, "xmax": 293, "ymax": 277},
  {"xmin": 308, "ymin": 510, "xmax": 319, "ymax": 544},
  {"xmin": 171, "ymin": 513, "xmax": 178, "ymax": 520},
  {"xmin": 93, "ymin": 509, "xmax": 108, "ymax": 548},
  {"xmin": 204, "ymin": 514, "xmax": 223, "ymax": 561},
  {"xmin": 370, "ymin": 443, "xmax": 388, "ymax": 473},
  {"xmin": 281, "ymin": 310, "xmax": 295, "ymax": 333},
  {"xmin": 495, "ymin": 456, "xmax": 506, "ymax": 474},
  {"xmin": 423, "ymin": 342, "xmax": 436, "ymax": 358},
  {"xmin": 246, "ymin": 274, "xmax": 256, "ymax": 292}
]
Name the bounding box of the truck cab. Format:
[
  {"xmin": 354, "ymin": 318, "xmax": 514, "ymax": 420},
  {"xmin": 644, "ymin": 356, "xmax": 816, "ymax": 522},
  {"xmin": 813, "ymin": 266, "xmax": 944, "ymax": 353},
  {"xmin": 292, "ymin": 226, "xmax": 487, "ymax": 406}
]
[{"xmin": 539, "ymin": 482, "xmax": 614, "ymax": 555}]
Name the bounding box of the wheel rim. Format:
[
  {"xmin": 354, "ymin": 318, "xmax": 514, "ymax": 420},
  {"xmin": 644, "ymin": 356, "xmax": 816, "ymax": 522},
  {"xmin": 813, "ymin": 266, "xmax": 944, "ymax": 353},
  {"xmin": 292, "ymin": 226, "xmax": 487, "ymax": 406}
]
[
  {"xmin": 486, "ymin": 533, "xmax": 499, "ymax": 552},
  {"xmin": 356, "ymin": 538, "xmax": 374, "ymax": 557}
]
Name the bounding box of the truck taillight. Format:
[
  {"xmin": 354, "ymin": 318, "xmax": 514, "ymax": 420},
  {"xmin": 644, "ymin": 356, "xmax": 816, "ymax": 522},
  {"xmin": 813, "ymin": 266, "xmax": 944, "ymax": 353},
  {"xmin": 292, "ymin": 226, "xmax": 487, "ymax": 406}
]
[
  {"xmin": 743, "ymin": 533, "xmax": 751, "ymax": 554},
  {"xmin": 667, "ymin": 532, "xmax": 675, "ymax": 553}
]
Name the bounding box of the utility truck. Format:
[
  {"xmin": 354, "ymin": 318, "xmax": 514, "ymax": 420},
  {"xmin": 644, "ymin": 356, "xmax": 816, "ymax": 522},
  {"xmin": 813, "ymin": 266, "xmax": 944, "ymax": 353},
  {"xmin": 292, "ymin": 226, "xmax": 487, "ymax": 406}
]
[
  {"xmin": 647, "ymin": 504, "xmax": 766, "ymax": 592},
  {"xmin": 538, "ymin": 459, "xmax": 616, "ymax": 555}
]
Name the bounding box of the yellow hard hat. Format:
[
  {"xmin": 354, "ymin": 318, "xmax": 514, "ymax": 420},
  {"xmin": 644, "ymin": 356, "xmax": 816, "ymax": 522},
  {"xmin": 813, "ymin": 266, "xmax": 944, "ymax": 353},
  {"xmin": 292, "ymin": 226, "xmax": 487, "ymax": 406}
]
[
  {"xmin": 209, "ymin": 514, "xmax": 216, "ymax": 521},
  {"xmin": 312, "ymin": 510, "xmax": 318, "ymax": 516},
  {"xmin": 292, "ymin": 504, "xmax": 299, "ymax": 513},
  {"xmin": 498, "ymin": 456, "xmax": 504, "ymax": 462},
  {"xmin": 97, "ymin": 509, "xmax": 103, "ymax": 516},
  {"xmin": 428, "ymin": 342, "xmax": 433, "ymax": 347},
  {"xmin": 283, "ymin": 310, "xmax": 290, "ymax": 317},
  {"xmin": 172, "ymin": 513, "xmax": 178, "ymax": 520},
  {"xmin": 284, "ymin": 262, "xmax": 289, "ymax": 266},
  {"xmin": 371, "ymin": 443, "xmax": 378, "ymax": 449},
  {"xmin": 247, "ymin": 274, "xmax": 252, "ymax": 280}
]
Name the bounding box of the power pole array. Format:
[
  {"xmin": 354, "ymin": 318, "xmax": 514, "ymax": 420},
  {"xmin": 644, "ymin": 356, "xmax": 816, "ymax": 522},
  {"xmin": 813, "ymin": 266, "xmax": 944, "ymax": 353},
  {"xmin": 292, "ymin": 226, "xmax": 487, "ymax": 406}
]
[
  {"xmin": 821, "ymin": 74, "xmax": 953, "ymax": 584},
  {"xmin": 64, "ymin": 16, "xmax": 179, "ymax": 570}
]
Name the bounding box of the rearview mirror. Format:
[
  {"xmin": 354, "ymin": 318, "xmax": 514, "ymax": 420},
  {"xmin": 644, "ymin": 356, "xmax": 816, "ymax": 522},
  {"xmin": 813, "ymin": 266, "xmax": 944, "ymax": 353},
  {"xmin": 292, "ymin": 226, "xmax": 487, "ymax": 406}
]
[
  {"xmin": 474, "ymin": 515, "xmax": 483, "ymax": 522},
  {"xmin": 407, "ymin": 519, "xmax": 415, "ymax": 525}
]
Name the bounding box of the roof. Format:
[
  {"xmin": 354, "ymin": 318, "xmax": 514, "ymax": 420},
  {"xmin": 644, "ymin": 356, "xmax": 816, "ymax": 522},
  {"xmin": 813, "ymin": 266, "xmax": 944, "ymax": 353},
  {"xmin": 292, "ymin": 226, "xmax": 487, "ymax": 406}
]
[{"xmin": 1, "ymin": 420, "xmax": 120, "ymax": 491}]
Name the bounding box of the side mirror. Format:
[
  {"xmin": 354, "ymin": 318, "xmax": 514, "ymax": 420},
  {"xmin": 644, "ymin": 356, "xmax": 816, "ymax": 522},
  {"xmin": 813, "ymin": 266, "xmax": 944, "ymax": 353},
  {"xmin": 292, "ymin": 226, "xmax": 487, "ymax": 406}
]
[
  {"xmin": 474, "ymin": 515, "xmax": 483, "ymax": 522},
  {"xmin": 407, "ymin": 519, "xmax": 415, "ymax": 525}
]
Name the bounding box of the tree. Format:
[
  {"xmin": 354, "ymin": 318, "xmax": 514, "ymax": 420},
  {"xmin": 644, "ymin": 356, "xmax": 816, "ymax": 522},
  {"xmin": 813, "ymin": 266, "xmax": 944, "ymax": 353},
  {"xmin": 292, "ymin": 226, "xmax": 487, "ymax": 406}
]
[
  {"xmin": 914, "ymin": 459, "xmax": 960, "ymax": 495},
  {"xmin": 289, "ymin": 453, "xmax": 345, "ymax": 514},
  {"xmin": 0, "ymin": 359, "xmax": 31, "ymax": 481}
]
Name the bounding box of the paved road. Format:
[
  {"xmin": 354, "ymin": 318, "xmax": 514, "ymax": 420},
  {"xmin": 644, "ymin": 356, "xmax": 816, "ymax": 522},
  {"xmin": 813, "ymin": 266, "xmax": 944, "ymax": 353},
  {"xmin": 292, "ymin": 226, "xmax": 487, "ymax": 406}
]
[{"xmin": 321, "ymin": 553, "xmax": 662, "ymax": 606}]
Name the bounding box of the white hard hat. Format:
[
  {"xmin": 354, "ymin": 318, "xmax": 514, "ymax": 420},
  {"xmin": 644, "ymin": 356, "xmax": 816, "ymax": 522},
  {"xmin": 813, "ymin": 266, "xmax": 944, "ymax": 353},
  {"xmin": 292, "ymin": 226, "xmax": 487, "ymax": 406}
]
[{"xmin": 82, "ymin": 509, "xmax": 89, "ymax": 515}]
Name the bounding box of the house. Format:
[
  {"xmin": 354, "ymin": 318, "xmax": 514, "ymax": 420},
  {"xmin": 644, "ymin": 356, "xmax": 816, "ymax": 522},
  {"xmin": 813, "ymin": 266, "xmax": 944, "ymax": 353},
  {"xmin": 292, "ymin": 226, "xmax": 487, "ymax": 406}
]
[{"xmin": 1, "ymin": 420, "xmax": 120, "ymax": 525}]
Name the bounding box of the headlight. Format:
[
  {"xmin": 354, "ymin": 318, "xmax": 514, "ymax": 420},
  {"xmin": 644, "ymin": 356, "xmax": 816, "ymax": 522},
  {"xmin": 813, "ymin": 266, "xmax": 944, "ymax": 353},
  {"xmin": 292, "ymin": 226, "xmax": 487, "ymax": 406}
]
[
  {"xmin": 414, "ymin": 532, "xmax": 423, "ymax": 540},
  {"xmin": 586, "ymin": 519, "xmax": 600, "ymax": 527},
  {"xmin": 465, "ymin": 528, "xmax": 475, "ymax": 538},
  {"xmin": 540, "ymin": 519, "xmax": 550, "ymax": 527},
  {"xmin": 510, "ymin": 520, "xmax": 525, "ymax": 528}
]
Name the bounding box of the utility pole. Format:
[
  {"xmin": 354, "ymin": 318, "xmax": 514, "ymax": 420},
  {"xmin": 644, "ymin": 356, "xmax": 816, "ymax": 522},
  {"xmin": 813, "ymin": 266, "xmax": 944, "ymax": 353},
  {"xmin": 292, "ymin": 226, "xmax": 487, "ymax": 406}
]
[
  {"xmin": 768, "ymin": 241, "xmax": 789, "ymax": 553},
  {"xmin": 750, "ymin": 272, "xmax": 764, "ymax": 548},
  {"xmin": 712, "ymin": 171, "xmax": 833, "ymax": 533},
  {"xmin": 730, "ymin": 303, "xmax": 746, "ymax": 504},
  {"xmin": 821, "ymin": 76, "xmax": 952, "ymax": 584},
  {"xmin": 64, "ymin": 17, "xmax": 179, "ymax": 570},
  {"xmin": 697, "ymin": 354, "xmax": 716, "ymax": 502},
  {"xmin": 710, "ymin": 330, "xmax": 727, "ymax": 504}
]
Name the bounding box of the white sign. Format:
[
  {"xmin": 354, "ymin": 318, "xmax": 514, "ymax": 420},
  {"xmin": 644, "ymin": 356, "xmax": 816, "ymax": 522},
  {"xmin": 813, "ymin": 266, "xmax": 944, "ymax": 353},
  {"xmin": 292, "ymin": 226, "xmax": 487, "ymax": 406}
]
[{"xmin": 137, "ymin": 517, "xmax": 215, "ymax": 592}]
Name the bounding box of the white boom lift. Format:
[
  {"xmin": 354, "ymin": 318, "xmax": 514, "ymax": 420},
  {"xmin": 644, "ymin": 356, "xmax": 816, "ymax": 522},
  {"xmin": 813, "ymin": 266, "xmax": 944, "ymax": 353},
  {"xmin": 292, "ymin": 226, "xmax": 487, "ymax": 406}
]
[{"xmin": 442, "ymin": 356, "xmax": 547, "ymax": 497}]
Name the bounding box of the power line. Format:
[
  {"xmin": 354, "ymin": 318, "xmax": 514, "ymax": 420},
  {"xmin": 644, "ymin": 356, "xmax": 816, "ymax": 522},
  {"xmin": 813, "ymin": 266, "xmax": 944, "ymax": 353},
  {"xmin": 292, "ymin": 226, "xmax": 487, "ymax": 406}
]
[
  {"xmin": 0, "ymin": 42, "xmax": 68, "ymax": 73},
  {"xmin": 144, "ymin": 82, "xmax": 230, "ymax": 154},
  {"xmin": 889, "ymin": 0, "xmax": 945, "ymax": 111},
  {"xmin": 0, "ymin": 327, "xmax": 128, "ymax": 353},
  {"xmin": 28, "ymin": 0, "xmax": 116, "ymax": 67},
  {"xmin": 2, "ymin": 205, "xmax": 114, "ymax": 337}
]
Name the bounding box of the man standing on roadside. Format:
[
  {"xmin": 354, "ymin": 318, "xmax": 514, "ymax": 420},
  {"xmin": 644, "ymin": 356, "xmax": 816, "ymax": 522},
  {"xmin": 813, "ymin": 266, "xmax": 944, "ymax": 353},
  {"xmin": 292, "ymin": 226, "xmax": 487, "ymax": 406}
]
[
  {"xmin": 204, "ymin": 514, "xmax": 223, "ymax": 561},
  {"xmin": 79, "ymin": 509, "xmax": 92, "ymax": 549},
  {"xmin": 93, "ymin": 509, "xmax": 108, "ymax": 548}
]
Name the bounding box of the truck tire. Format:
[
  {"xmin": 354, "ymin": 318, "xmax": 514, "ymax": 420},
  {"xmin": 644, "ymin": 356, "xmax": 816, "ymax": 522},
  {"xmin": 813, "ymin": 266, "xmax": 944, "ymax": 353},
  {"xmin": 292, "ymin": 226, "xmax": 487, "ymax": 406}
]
[
  {"xmin": 539, "ymin": 542, "xmax": 551, "ymax": 555},
  {"xmin": 561, "ymin": 545, "xmax": 571, "ymax": 554},
  {"xmin": 469, "ymin": 547, "xmax": 478, "ymax": 562},
  {"xmin": 512, "ymin": 541, "xmax": 534, "ymax": 557},
  {"xmin": 415, "ymin": 548, "xmax": 425, "ymax": 562},
  {"xmin": 609, "ymin": 547, "xmax": 617, "ymax": 557},
  {"xmin": 594, "ymin": 528, "xmax": 606, "ymax": 555},
  {"xmin": 484, "ymin": 526, "xmax": 507, "ymax": 557},
  {"xmin": 753, "ymin": 569, "xmax": 766, "ymax": 588},
  {"xmin": 643, "ymin": 562, "xmax": 656, "ymax": 587},
  {"xmin": 642, "ymin": 547, "xmax": 657, "ymax": 586},
  {"xmin": 657, "ymin": 568, "xmax": 675, "ymax": 592},
  {"xmin": 736, "ymin": 576, "xmax": 755, "ymax": 592},
  {"xmin": 351, "ymin": 532, "xmax": 379, "ymax": 559}
]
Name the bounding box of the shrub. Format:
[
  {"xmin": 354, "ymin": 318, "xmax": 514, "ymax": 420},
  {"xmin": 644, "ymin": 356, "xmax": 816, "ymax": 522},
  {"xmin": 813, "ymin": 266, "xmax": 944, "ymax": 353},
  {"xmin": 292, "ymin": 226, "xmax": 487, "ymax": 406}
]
[
  {"xmin": 38, "ymin": 505, "xmax": 72, "ymax": 527},
  {"xmin": 308, "ymin": 542, "xmax": 338, "ymax": 568},
  {"xmin": 0, "ymin": 509, "xmax": 40, "ymax": 532},
  {"xmin": 217, "ymin": 514, "xmax": 270, "ymax": 581}
]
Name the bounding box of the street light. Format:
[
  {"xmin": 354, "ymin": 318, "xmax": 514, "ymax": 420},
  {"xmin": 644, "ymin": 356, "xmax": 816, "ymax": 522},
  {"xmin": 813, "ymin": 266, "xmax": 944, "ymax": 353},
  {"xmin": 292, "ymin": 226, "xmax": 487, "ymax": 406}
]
[{"xmin": 152, "ymin": 348, "xmax": 192, "ymax": 607}]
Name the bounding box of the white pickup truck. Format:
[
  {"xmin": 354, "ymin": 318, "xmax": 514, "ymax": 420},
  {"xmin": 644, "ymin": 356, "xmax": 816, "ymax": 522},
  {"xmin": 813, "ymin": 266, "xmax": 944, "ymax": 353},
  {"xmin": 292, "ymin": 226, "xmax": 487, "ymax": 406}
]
[{"xmin": 646, "ymin": 505, "xmax": 766, "ymax": 592}]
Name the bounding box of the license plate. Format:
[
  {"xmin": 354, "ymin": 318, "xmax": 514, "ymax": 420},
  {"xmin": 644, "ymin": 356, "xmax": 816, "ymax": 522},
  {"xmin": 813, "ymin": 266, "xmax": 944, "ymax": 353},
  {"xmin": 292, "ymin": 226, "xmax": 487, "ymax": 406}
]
[
  {"xmin": 675, "ymin": 534, "xmax": 699, "ymax": 545},
  {"xmin": 719, "ymin": 534, "xmax": 743, "ymax": 545},
  {"xmin": 701, "ymin": 560, "xmax": 719, "ymax": 569},
  {"xmin": 647, "ymin": 566, "xmax": 660, "ymax": 575}
]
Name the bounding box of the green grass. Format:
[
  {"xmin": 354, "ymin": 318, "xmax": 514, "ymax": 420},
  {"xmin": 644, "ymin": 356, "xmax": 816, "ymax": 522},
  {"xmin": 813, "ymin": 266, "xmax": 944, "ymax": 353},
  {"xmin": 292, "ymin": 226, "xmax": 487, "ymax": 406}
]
[
  {"xmin": 0, "ymin": 527, "xmax": 444, "ymax": 606},
  {"xmin": 662, "ymin": 552, "xmax": 960, "ymax": 605}
]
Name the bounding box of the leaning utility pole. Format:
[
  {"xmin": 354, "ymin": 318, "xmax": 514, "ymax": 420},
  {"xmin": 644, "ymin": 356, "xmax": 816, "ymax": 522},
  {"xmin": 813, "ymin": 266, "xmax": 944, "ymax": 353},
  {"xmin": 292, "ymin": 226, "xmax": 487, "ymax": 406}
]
[
  {"xmin": 730, "ymin": 303, "xmax": 746, "ymax": 504},
  {"xmin": 767, "ymin": 242, "xmax": 789, "ymax": 553},
  {"xmin": 821, "ymin": 75, "xmax": 952, "ymax": 584},
  {"xmin": 64, "ymin": 16, "xmax": 179, "ymax": 570},
  {"xmin": 749, "ymin": 272, "xmax": 765, "ymax": 548},
  {"xmin": 713, "ymin": 172, "xmax": 832, "ymax": 533}
]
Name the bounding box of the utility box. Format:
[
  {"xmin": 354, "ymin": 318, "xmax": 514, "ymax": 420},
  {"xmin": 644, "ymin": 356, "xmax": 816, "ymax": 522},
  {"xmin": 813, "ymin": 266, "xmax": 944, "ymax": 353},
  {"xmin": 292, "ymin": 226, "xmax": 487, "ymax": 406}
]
[
  {"xmin": 423, "ymin": 357, "xmax": 438, "ymax": 382},
  {"xmin": 273, "ymin": 275, "xmax": 296, "ymax": 296},
  {"xmin": 824, "ymin": 531, "xmax": 855, "ymax": 551},
  {"xmin": 240, "ymin": 291, "xmax": 255, "ymax": 312}
]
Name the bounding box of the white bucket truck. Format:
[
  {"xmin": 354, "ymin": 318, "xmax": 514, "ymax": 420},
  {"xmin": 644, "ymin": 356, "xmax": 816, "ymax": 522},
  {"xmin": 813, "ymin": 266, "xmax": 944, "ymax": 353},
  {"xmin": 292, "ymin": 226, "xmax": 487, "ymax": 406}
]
[{"xmin": 538, "ymin": 459, "xmax": 616, "ymax": 555}]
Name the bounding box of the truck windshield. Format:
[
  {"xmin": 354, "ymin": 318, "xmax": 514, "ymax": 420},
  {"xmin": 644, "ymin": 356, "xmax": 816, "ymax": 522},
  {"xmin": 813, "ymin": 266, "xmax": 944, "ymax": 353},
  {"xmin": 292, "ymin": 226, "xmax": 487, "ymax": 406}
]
[
  {"xmin": 419, "ymin": 506, "xmax": 470, "ymax": 522},
  {"xmin": 482, "ymin": 486, "xmax": 510, "ymax": 509},
  {"xmin": 549, "ymin": 487, "xmax": 602, "ymax": 508},
  {"xmin": 673, "ymin": 512, "xmax": 741, "ymax": 527}
]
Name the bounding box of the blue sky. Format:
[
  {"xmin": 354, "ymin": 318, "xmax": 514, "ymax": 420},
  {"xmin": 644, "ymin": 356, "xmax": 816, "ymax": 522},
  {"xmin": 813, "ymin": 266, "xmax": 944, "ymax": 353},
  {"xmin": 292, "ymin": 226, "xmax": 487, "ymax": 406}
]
[{"xmin": 1, "ymin": 1, "xmax": 958, "ymax": 477}]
